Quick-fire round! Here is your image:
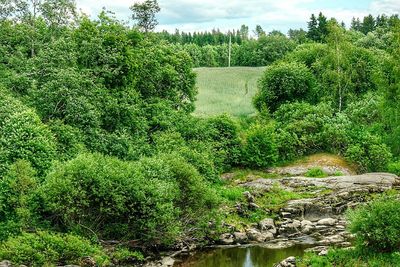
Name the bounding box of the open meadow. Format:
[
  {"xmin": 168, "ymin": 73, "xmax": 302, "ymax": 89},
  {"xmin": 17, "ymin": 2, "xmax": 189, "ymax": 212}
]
[{"xmin": 194, "ymin": 67, "xmax": 266, "ymax": 117}]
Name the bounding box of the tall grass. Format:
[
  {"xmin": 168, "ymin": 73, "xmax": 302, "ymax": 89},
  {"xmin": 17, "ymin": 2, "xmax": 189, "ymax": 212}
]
[{"xmin": 194, "ymin": 67, "xmax": 266, "ymax": 117}]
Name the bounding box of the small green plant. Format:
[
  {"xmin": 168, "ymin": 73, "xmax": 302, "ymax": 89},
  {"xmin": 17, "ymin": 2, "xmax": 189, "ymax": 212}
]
[
  {"xmin": 111, "ymin": 247, "xmax": 144, "ymax": 264},
  {"xmin": 333, "ymin": 171, "xmax": 344, "ymax": 176},
  {"xmin": 305, "ymin": 167, "xmax": 328, "ymax": 178}
]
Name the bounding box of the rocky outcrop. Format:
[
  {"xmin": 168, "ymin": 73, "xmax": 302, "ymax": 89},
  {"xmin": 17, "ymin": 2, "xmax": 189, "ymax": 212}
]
[
  {"xmin": 243, "ymin": 173, "xmax": 399, "ymax": 192},
  {"xmin": 274, "ymin": 256, "xmax": 296, "ymax": 267}
]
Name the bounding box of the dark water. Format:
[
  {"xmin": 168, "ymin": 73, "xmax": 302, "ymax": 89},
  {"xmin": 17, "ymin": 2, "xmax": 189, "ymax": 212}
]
[{"xmin": 174, "ymin": 244, "xmax": 310, "ymax": 267}]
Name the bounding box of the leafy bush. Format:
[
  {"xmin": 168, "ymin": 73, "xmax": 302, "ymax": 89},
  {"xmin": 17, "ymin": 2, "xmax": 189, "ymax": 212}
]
[
  {"xmin": 0, "ymin": 160, "xmax": 39, "ymax": 240},
  {"xmin": 241, "ymin": 124, "xmax": 278, "ymax": 168},
  {"xmin": 345, "ymin": 132, "xmax": 392, "ymax": 172},
  {"xmin": 206, "ymin": 114, "xmax": 242, "ymax": 170},
  {"xmin": 254, "ymin": 62, "xmax": 317, "ymax": 112},
  {"xmin": 347, "ymin": 196, "xmax": 400, "ymax": 252},
  {"xmin": 39, "ymin": 153, "xmax": 180, "ymax": 244},
  {"xmin": 39, "ymin": 153, "xmax": 218, "ymax": 245},
  {"xmin": 0, "ymin": 89, "xmax": 56, "ymax": 176},
  {"xmin": 299, "ymin": 248, "xmax": 400, "ymax": 267},
  {"xmin": 305, "ymin": 167, "xmax": 328, "ymax": 178},
  {"xmin": 0, "ymin": 231, "xmax": 109, "ymax": 266},
  {"xmin": 110, "ymin": 247, "xmax": 144, "ymax": 265},
  {"xmin": 388, "ymin": 161, "xmax": 400, "ymax": 176}
]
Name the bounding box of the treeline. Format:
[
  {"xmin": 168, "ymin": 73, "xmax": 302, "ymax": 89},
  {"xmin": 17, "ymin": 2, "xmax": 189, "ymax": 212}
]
[
  {"xmin": 158, "ymin": 28, "xmax": 245, "ymax": 46},
  {"xmin": 157, "ymin": 13, "xmax": 400, "ymax": 68}
]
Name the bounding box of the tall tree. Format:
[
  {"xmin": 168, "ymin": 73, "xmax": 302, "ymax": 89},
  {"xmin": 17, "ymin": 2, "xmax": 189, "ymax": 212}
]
[
  {"xmin": 361, "ymin": 14, "xmax": 375, "ymax": 34},
  {"xmin": 239, "ymin": 24, "xmax": 249, "ymax": 40},
  {"xmin": 130, "ymin": 0, "xmax": 160, "ymax": 33},
  {"xmin": 317, "ymin": 12, "xmax": 328, "ymax": 41},
  {"xmin": 350, "ymin": 17, "xmax": 362, "ymax": 31},
  {"xmin": 254, "ymin": 25, "xmax": 265, "ymax": 38},
  {"xmin": 307, "ymin": 14, "xmax": 319, "ymax": 41}
]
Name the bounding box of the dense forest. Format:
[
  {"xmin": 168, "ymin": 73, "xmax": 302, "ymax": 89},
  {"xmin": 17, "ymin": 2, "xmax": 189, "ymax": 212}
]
[{"xmin": 0, "ymin": 0, "xmax": 399, "ymax": 266}]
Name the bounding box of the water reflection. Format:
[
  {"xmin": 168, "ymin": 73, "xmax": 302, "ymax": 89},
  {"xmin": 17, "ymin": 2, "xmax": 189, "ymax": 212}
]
[{"xmin": 174, "ymin": 245, "xmax": 309, "ymax": 267}]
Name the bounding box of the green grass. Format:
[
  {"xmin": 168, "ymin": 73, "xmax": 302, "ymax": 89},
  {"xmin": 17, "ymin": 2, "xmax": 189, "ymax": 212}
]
[{"xmin": 194, "ymin": 67, "xmax": 266, "ymax": 117}]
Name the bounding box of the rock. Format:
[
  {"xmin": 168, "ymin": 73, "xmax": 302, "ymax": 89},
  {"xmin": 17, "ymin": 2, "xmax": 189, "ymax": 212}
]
[
  {"xmin": 319, "ymin": 234, "xmax": 345, "ymax": 245},
  {"xmin": 318, "ymin": 249, "xmax": 329, "ymax": 256},
  {"xmin": 305, "ymin": 246, "xmax": 329, "ymax": 254},
  {"xmin": 233, "ymin": 232, "xmax": 248, "ymax": 243},
  {"xmin": 281, "ymin": 212, "xmax": 292, "ymax": 218},
  {"xmin": 0, "ymin": 261, "xmax": 12, "ymax": 267},
  {"xmin": 300, "ymin": 220, "xmax": 313, "ymax": 227},
  {"xmin": 246, "ymin": 228, "xmax": 273, "ymax": 242},
  {"xmin": 259, "ymin": 218, "xmax": 275, "ymax": 232},
  {"xmin": 317, "ymin": 218, "xmax": 337, "ymax": 226},
  {"xmin": 275, "ymin": 256, "xmax": 296, "ymax": 267},
  {"xmin": 161, "ymin": 257, "xmax": 175, "ymax": 267},
  {"xmin": 219, "ymin": 233, "xmax": 235, "ymax": 245},
  {"xmin": 302, "ymin": 225, "xmax": 314, "ymax": 234},
  {"xmin": 80, "ymin": 256, "xmax": 96, "ymax": 267}
]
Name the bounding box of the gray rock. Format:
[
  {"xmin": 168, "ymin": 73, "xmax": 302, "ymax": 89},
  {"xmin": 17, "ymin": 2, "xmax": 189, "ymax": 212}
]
[
  {"xmin": 219, "ymin": 233, "xmax": 235, "ymax": 245},
  {"xmin": 300, "ymin": 220, "xmax": 313, "ymax": 227},
  {"xmin": 0, "ymin": 261, "xmax": 12, "ymax": 267},
  {"xmin": 233, "ymin": 232, "xmax": 248, "ymax": 243},
  {"xmin": 317, "ymin": 218, "xmax": 337, "ymax": 226},
  {"xmin": 246, "ymin": 228, "xmax": 273, "ymax": 242},
  {"xmin": 319, "ymin": 234, "xmax": 345, "ymax": 245},
  {"xmin": 275, "ymin": 256, "xmax": 296, "ymax": 267}
]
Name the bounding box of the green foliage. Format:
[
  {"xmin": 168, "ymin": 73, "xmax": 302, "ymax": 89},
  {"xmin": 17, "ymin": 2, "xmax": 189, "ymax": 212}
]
[
  {"xmin": 345, "ymin": 132, "xmax": 392, "ymax": 172},
  {"xmin": 0, "ymin": 160, "xmax": 38, "ymax": 241},
  {"xmin": 388, "ymin": 161, "xmax": 400, "ymax": 176},
  {"xmin": 240, "ymin": 124, "xmax": 278, "ymax": 168},
  {"xmin": 305, "ymin": 167, "xmax": 328, "ymax": 178},
  {"xmin": 39, "ymin": 153, "xmax": 180, "ymax": 244},
  {"xmin": 0, "ymin": 89, "xmax": 56, "ymax": 176},
  {"xmin": 254, "ymin": 62, "xmax": 316, "ymax": 112},
  {"xmin": 39, "ymin": 153, "xmax": 218, "ymax": 245},
  {"xmin": 348, "ymin": 196, "xmax": 400, "ymax": 252},
  {"xmin": 300, "ymin": 248, "xmax": 400, "ymax": 267},
  {"xmin": 0, "ymin": 231, "xmax": 109, "ymax": 266},
  {"xmin": 206, "ymin": 114, "xmax": 242, "ymax": 170},
  {"xmin": 110, "ymin": 247, "xmax": 144, "ymax": 264}
]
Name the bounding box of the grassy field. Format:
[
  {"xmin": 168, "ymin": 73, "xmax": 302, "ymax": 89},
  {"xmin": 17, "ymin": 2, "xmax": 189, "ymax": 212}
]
[{"xmin": 193, "ymin": 67, "xmax": 266, "ymax": 117}]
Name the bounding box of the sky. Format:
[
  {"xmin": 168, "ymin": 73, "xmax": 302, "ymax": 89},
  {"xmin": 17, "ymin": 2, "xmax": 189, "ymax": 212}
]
[{"xmin": 76, "ymin": 0, "xmax": 400, "ymax": 34}]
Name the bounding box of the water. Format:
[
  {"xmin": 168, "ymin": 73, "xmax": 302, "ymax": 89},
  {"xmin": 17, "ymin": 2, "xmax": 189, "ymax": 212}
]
[{"xmin": 174, "ymin": 244, "xmax": 310, "ymax": 267}]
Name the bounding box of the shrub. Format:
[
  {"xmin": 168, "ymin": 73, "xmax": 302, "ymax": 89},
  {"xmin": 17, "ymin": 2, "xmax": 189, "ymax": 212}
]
[
  {"xmin": 253, "ymin": 62, "xmax": 317, "ymax": 113},
  {"xmin": 110, "ymin": 247, "xmax": 144, "ymax": 265},
  {"xmin": 388, "ymin": 161, "xmax": 400, "ymax": 176},
  {"xmin": 241, "ymin": 124, "xmax": 278, "ymax": 168},
  {"xmin": 0, "ymin": 231, "xmax": 109, "ymax": 266},
  {"xmin": 0, "ymin": 89, "xmax": 56, "ymax": 176},
  {"xmin": 39, "ymin": 153, "xmax": 180, "ymax": 244},
  {"xmin": 305, "ymin": 167, "xmax": 328, "ymax": 178},
  {"xmin": 345, "ymin": 132, "xmax": 392, "ymax": 172},
  {"xmin": 206, "ymin": 114, "xmax": 242, "ymax": 170},
  {"xmin": 39, "ymin": 153, "xmax": 219, "ymax": 245},
  {"xmin": 0, "ymin": 160, "xmax": 39, "ymax": 240},
  {"xmin": 274, "ymin": 102, "xmax": 333, "ymax": 156},
  {"xmin": 347, "ymin": 196, "xmax": 400, "ymax": 252}
]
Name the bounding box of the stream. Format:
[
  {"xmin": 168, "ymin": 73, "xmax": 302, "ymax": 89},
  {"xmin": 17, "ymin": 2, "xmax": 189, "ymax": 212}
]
[{"xmin": 173, "ymin": 244, "xmax": 311, "ymax": 267}]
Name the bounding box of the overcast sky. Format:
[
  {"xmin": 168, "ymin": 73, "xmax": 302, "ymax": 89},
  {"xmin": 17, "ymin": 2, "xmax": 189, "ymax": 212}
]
[{"xmin": 76, "ymin": 0, "xmax": 400, "ymax": 33}]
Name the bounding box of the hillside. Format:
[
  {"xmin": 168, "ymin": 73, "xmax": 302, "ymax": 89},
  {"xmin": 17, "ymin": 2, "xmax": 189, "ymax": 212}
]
[{"xmin": 194, "ymin": 67, "xmax": 266, "ymax": 117}]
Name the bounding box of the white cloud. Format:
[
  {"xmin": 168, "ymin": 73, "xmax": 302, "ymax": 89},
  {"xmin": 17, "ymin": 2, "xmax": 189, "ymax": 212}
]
[{"xmin": 75, "ymin": 0, "xmax": 399, "ymax": 33}]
